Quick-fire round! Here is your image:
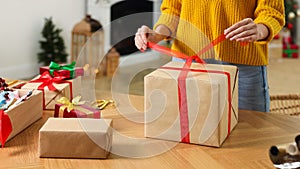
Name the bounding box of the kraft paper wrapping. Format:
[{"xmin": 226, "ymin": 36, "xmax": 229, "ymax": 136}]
[
  {"xmin": 21, "ymin": 76, "xmax": 81, "ymax": 110},
  {"xmin": 0, "ymin": 89, "xmax": 43, "ymax": 146},
  {"xmin": 39, "ymin": 118, "xmax": 112, "ymax": 158},
  {"xmin": 54, "ymin": 104, "xmax": 101, "ymax": 118},
  {"xmin": 144, "ymin": 62, "xmax": 238, "ymax": 147}
]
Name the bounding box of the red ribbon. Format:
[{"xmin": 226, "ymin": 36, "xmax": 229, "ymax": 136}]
[
  {"xmin": 29, "ymin": 71, "xmax": 73, "ymax": 109},
  {"xmin": 147, "ymin": 34, "xmax": 236, "ymax": 143},
  {"xmin": 0, "ymin": 109, "xmax": 12, "ymax": 148}
]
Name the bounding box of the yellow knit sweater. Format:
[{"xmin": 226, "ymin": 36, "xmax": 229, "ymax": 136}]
[{"xmin": 154, "ymin": 0, "xmax": 285, "ymax": 65}]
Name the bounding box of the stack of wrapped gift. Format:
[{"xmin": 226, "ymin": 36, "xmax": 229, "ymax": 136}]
[
  {"xmin": 0, "ymin": 78, "xmax": 43, "ymax": 147},
  {"xmin": 144, "ymin": 61, "xmax": 238, "ymax": 147},
  {"xmin": 21, "ymin": 61, "xmax": 83, "ymax": 110},
  {"xmin": 282, "ymin": 36, "xmax": 298, "ymax": 58},
  {"xmin": 39, "ymin": 118, "xmax": 112, "ymax": 158}
]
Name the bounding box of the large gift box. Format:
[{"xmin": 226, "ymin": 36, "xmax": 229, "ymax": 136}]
[
  {"xmin": 39, "ymin": 61, "xmax": 84, "ymax": 79},
  {"xmin": 21, "ymin": 72, "xmax": 81, "ymax": 110},
  {"xmin": 0, "ymin": 89, "xmax": 43, "ymax": 146},
  {"xmin": 39, "ymin": 118, "xmax": 112, "ymax": 158},
  {"xmin": 144, "ymin": 61, "xmax": 238, "ymax": 147}
]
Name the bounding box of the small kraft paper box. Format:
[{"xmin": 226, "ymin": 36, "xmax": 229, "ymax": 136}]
[
  {"xmin": 39, "ymin": 61, "xmax": 84, "ymax": 79},
  {"xmin": 0, "ymin": 89, "xmax": 43, "ymax": 146},
  {"xmin": 21, "ymin": 71, "xmax": 81, "ymax": 110},
  {"xmin": 39, "ymin": 118, "xmax": 112, "ymax": 159},
  {"xmin": 144, "ymin": 61, "xmax": 238, "ymax": 147}
]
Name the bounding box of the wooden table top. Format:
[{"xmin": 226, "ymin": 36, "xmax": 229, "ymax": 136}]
[{"xmin": 0, "ymin": 93, "xmax": 300, "ymax": 169}]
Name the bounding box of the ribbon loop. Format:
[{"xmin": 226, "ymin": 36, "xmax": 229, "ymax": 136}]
[
  {"xmin": 49, "ymin": 61, "xmax": 76, "ymax": 78},
  {"xmin": 30, "ymin": 72, "xmax": 67, "ymax": 91},
  {"xmin": 57, "ymin": 96, "xmax": 85, "ymax": 112}
]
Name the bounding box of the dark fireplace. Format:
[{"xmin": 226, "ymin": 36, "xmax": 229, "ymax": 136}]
[{"xmin": 110, "ymin": 0, "xmax": 153, "ymax": 56}]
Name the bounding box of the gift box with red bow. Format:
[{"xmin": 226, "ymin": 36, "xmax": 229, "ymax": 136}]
[
  {"xmin": 39, "ymin": 61, "xmax": 84, "ymax": 79},
  {"xmin": 282, "ymin": 44, "xmax": 299, "ymax": 58},
  {"xmin": 54, "ymin": 96, "xmax": 101, "ymax": 118},
  {"xmin": 144, "ymin": 61, "xmax": 238, "ymax": 147},
  {"xmin": 21, "ymin": 72, "xmax": 81, "ymax": 110}
]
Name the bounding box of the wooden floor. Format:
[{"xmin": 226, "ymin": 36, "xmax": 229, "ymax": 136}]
[
  {"xmin": 1, "ymin": 93, "xmax": 300, "ymax": 169},
  {"xmin": 268, "ymin": 57, "xmax": 300, "ymax": 95}
]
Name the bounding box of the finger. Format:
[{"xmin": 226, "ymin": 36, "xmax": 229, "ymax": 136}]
[
  {"xmin": 236, "ymin": 34, "xmax": 257, "ymax": 42},
  {"xmin": 140, "ymin": 25, "xmax": 151, "ymax": 44},
  {"xmin": 134, "ymin": 34, "xmax": 147, "ymax": 50},
  {"xmin": 229, "ymin": 28, "xmax": 256, "ymax": 41},
  {"xmin": 224, "ymin": 18, "xmax": 253, "ymax": 35},
  {"xmin": 226, "ymin": 23, "xmax": 256, "ymax": 40}
]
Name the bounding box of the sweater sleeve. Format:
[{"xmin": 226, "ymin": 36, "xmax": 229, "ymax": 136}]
[
  {"xmin": 254, "ymin": 0, "xmax": 285, "ymax": 44},
  {"xmin": 153, "ymin": 0, "xmax": 182, "ymax": 37}
]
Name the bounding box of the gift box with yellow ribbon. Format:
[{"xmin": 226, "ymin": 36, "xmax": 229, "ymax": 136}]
[
  {"xmin": 54, "ymin": 96, "xmax": 100, "ymax": 118},
  {"xmin": 21, "ymin": 71, "xmax": 81, "ymax": 110},
  {"xmin": 39, "ymin": 61, "xmax": 84, "ymax": 79}
]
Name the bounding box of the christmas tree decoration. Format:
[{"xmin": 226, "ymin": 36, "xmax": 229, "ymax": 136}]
[
  {"xmin": 37, "ymin": 17, "xmax": 68, "ymax": 66},
  {"xmin": 284, "ymin": 0, "xmax": 299, "ymax": 44}
]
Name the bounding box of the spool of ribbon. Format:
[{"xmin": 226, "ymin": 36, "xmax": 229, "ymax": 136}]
[
  {"xmin": 49, "ymin": 61, "xmax": 76, "ymax": 78},
  {"xmin": 57, "ymin": 96, "xmax": 85, "ymax": 112}
]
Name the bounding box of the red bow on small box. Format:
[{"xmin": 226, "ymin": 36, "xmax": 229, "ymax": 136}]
[{"xmin": 30, "ymin": 71, "xmax": 68, "ymax": 91}]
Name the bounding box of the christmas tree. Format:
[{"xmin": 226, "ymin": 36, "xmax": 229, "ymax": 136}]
[
  {"xmin": 284, "ymin": 0, "xmax": 299, "ymax": 44},
  {"xmin": 38, "ymin": 17, "xmax": 68, "ymax": 66}
]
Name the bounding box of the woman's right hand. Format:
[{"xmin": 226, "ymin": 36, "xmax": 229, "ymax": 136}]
[
  {"xmin": 134, "ymin": 25, "xmax": 171, "ymax": 51},
  {"xmin": 134, "ymin": 25, "xmax": 153, "ymax": 51}
]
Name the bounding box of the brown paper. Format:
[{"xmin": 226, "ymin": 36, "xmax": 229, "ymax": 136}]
[
  {"xmin": 144, "ymin": 62, "xmax": 238, "ymax": 147},
  {"xmin": 39, "ymin": 118, "xmax": 112, "ymax": 158},
  {"xmin": 0, "ymin": 89, "xmax": 43, "ymax": 146},
  {"xmin": 21, "ymin": 76, "xmax": 81, "ymax": 110}
]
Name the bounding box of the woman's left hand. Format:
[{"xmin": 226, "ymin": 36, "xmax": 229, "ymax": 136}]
[{"xmin": 224, "ymin": 18, "xmax": 269, "ymax": 42}]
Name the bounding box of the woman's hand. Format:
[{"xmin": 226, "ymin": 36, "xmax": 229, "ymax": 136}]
[
  {"xmin": 224, "ymin": 18, "xmax": 269, "ymax": 42},
  {"xmin": 134, "ymin": 25, "xmax": 171, "ymax": 51}
]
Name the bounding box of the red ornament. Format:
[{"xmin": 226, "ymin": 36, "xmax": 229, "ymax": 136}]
[
  {"xmin": 293, "ymin": 4, "xmax": 298, "ymax": 9},
  {"xmin": 287, "ymin": 23, "xmax": 294, "ymax": 30},
  {"xmin": 274, "ymin": 34, "xmax": 280, "ymax": 39}
]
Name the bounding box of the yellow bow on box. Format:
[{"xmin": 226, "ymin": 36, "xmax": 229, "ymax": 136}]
[{"xmin": 57, "ymin": 96, "xmax": 85, "ymax": 112}]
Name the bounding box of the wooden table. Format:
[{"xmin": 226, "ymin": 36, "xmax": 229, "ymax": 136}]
[{"xmin": 0, "ymin": 93, "xmax": 300, "ymax": 169}]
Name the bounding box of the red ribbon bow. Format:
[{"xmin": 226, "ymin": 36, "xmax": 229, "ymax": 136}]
[
  {"xmin": 30, "ymin": 71, "xmax": 67, "ymax": 91},
  {"xmin": 0, "ymin": 109, "xmax": 12, "ymax": 148}
]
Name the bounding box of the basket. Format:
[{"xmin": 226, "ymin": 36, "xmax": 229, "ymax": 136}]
[{"xmin": 270, "ymin": 94, "xmax": 300, "ymax": 116}]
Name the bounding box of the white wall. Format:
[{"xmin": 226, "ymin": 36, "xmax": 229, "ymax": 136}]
[{"xmin": 0, "ymin": 0, "xmax": 85, "ymax": 79}]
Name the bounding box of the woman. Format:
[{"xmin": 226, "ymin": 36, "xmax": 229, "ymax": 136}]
[{"xmin": 134, "ymin": 0, "xmax": 285, "ymax": 112}]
